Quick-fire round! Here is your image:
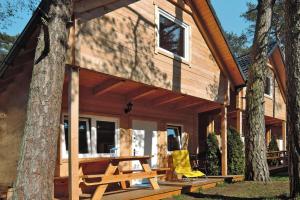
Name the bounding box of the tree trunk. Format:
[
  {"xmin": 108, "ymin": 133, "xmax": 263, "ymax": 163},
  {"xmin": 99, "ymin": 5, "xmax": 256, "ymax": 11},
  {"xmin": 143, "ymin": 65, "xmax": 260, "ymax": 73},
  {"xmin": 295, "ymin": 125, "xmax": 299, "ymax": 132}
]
[
  {"xmin": 13, "ymin": 0, "xmax": 72, "ymax": 199},
  {"xmin": 245, "ymin": 0, "xmax": 274, "ymax": 182},
  {"xmin": 284, "ymin": 1, "xmax": 300, "ymax": 198}
]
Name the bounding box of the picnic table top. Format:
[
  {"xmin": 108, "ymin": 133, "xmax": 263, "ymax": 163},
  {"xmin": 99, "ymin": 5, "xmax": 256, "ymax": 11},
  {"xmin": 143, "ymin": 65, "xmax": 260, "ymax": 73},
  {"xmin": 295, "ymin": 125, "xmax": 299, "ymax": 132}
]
[{"xmin": 79, "ymin": 155, "xmax": 152, "ymax": 163}]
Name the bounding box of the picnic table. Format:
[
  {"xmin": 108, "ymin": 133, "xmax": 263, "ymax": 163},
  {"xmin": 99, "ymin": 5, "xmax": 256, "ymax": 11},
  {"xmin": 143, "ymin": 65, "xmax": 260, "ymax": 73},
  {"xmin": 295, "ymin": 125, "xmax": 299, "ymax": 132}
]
[{"xmin": 78, "ymin": 155, "xmax": 160, "ymax": 200}]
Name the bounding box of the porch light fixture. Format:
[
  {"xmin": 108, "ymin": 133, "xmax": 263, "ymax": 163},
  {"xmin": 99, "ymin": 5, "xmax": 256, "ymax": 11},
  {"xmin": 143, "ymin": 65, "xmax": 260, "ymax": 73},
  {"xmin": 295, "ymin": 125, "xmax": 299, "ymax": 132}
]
[{"xmin": 124, "ymin": 102, "xmax": 133, "ymax": 114}]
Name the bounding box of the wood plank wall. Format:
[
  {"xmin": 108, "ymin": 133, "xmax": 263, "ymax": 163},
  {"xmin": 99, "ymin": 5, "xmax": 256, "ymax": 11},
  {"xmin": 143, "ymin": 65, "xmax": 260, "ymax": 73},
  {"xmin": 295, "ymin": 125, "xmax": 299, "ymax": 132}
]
[
  {"xmin": 231, "ymin": 68, "xmax": 286, "ymax": 121},
  {"xmin": 0, "ymin": 66, "xmax": 33, "ymax": 187},
  {"xmin": 69, "ymin": 0, "xmax": 228, "ymax": 103}
]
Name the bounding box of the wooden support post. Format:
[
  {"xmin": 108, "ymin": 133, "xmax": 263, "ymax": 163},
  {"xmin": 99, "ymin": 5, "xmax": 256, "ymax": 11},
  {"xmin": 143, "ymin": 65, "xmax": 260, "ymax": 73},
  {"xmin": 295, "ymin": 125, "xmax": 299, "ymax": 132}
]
[
  {"xmin": 282, "ymin": 121, "xmax": 286, "ymax": 150},
  {"xmin": 207, "ymin": 116, "xmax": 215, "ymax": 135},
  {"xmin": 266, "ymin": 127, "xmax": 271, "ymax": 147},
  {"xmin": 236, "ymin": 110, "xmax": 243, "ymax": 135},
  {"xmin": 221, "ymin": 106, "xmax": 227, "ymax": 176},
  {"xmin": 68, "ymin": 67, "xmax": 80, "ymax": 200}
]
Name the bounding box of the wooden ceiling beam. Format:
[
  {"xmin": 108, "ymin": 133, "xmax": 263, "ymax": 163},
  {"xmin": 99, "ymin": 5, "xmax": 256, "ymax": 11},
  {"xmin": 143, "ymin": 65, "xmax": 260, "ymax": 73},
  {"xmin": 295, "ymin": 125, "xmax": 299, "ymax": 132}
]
[
  {"xmin": 152, "ymin": 95, "xmax": 185, "ymax": 107},
  {"xmin": 127, "ymin": 87, "xmax": 157, "ymax": 101},
  {"xmin": 197, "ymin": 104, "xmax": 221, "ymax": 113},
  {"xmin": 174, "ymin": 101, "xmax": 203, "ymax": 110},
  {"xmin": 93, "ymin": 79, "xmax": 125, "ymax": 96}
]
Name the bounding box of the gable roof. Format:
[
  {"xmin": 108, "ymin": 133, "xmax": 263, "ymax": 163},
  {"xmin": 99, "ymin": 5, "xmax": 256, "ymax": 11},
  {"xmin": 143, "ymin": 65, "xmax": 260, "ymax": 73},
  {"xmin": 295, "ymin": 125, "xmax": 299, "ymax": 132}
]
[
  {"xmin": 237, "ymin": 43, "xmax": 286, "ymax": 102},
  {"xmin": 0, "ymin": 0, "xmax": 246, "ymax": 89}
]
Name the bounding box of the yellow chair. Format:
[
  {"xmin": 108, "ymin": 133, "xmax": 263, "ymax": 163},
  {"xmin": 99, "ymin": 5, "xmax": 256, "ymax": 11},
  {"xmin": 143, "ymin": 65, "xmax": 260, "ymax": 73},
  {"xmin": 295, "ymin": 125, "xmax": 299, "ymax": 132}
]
[{"xmin": 172, "ymin": 150, "xmax": 205, "ymax": 179}]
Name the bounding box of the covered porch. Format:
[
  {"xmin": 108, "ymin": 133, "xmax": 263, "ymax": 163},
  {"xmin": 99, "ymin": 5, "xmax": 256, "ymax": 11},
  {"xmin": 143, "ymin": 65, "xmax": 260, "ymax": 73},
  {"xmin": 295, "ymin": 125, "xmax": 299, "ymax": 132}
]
[{"xmin": 55, "ymin": 67, "xmax": 230, "ymax": 199}]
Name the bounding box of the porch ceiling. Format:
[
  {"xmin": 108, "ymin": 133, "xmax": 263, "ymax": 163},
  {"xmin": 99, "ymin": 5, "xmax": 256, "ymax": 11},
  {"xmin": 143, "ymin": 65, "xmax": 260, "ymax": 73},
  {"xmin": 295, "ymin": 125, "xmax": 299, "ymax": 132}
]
[
  {"xmin": 65, "ymin": 69, "xmax": 221, "ymax": 113},
  {"xmin": 265, "ymin": 116, "xmax": 283, "ymax": 126},
  {"xmin": 228, "ymin": 111, "xmax": 283, "ymax": 127}
]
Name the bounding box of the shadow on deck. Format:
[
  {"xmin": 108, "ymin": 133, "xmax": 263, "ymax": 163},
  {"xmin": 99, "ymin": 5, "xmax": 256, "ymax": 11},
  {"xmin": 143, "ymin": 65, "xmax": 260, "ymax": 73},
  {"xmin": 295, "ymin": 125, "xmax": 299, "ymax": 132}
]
[{"xmin": 53, "ymin": 175, "xmax": 244, "ymax": 200}]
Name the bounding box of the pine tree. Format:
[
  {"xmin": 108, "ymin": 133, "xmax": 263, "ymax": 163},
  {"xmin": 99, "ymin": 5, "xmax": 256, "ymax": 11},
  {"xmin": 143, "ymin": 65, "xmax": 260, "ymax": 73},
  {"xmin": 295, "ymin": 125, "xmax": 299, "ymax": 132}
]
[
  {"xmin": 284, "ymin": 0, "xmax": 300, "ymax": 197},
  {"xmin": 244, "ymin": 0, "xmax": 275, "ymax": 182},
  {"xmin": 12, "ymin": 0, "xmax": 72, "ymax": 198}
]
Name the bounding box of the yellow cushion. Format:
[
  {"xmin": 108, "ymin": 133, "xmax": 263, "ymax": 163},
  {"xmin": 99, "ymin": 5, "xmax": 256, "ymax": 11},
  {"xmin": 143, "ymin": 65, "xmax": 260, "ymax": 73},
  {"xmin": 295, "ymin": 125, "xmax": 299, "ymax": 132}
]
[{"xmin": 172, "ymin": 150, "xmax": 205, "ymax": 178}]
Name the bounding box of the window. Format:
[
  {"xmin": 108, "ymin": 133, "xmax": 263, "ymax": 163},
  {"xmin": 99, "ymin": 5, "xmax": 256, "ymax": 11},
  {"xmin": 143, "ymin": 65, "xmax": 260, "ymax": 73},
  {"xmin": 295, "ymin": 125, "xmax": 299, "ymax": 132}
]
[
  {"xmin": 61, "ymin": 115, "xmax": 119, "ymax": 159},
  {"xmin": 265, "ymin": 76, "xmax": 273, "ymax": 97},
  {"xmin": 96, "ymin": 121, "xmax": 116, "ymax": 153},
  {"xmin": 63, "ymin": 118, "xmax": 91, "ymax": 157},
  {"xmin": 157, "ymin": 8, "xmax": 190, "ymax": 60},
  {"xmin": 167, "ymin": 125, "xmax": 182, "ymax": 151}
]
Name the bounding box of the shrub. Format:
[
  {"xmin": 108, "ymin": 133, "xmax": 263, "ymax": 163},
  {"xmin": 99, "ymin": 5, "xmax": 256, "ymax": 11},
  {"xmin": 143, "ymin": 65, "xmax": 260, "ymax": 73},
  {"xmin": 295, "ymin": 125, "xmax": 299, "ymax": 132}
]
[
  {"xmin": 205, "ymin": 132, "xmax": 221, "ymax": 175},
  {"xmin": 268, "ymin": 136, "xmax": 280, "ymax": 166},
  {"xmin": 268, "ymin": 136, "xmax": 279, "ymax": 152},
  {"xmin": 227, "ymin": 127, "xmax": 245, "ymax": 175}
]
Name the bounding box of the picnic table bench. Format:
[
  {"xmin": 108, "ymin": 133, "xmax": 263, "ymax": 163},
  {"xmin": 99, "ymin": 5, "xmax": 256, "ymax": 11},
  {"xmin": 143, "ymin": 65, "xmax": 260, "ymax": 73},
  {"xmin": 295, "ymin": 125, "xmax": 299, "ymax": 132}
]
[
  {"xmin": 78, "ymin": 155, "xmax": 164, "ymax": 200},
  {"xmin": 267, "ymin": 151, "xmax": 288, "ymax": 166}
]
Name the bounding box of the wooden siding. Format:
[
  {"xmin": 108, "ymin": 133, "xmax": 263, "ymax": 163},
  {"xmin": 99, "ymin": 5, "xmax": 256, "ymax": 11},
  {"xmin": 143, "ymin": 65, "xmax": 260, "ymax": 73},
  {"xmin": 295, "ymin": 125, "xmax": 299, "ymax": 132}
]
[
  {"xmin": 264, "ymin": 76, "xmax": 286, "ymax": 120},
  {"xmin": 69, "ymin": 0, "xmax": 229, "ymax": 104},
  {"xmin": 0, "ymin": 65, "xmax": 32, "ymax": 186},
  {"xmin": 231, "ymin": 66, "xmax": 286, "ymax": 121}
]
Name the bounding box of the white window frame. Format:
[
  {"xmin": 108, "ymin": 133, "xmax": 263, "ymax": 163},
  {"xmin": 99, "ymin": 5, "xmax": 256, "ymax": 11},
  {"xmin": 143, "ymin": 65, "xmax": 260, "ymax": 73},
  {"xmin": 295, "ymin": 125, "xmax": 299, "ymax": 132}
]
[
  {"xmin": 166, "ymin": 124, "xmax": 184, "ymax": 154},
  {"xmin": 60, "ymin": 114, "xmax": 120, "ymax": 159},
  {"xmin": 264, "ymin": 76, "xmax": 273, "ymax": 99},
  {"xmin": 156, "ymin": 7, "xmax": 190, "ymax": 62},
  {"xmin": 91, "ymin": 116, "xmax": 120, "ymax": 157},
  {"xmin": 61, "ymin": 117, "xmax": 92, "ymax": 159}
]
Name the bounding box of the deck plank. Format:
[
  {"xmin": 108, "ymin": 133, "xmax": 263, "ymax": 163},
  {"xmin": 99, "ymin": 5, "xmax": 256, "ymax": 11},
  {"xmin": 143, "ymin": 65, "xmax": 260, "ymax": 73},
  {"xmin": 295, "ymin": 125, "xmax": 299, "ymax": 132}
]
[
  {"xmin": 102, "ymin": 185, "xmax": 181, "ymax": 200},
  {"xmin": 159, "ymin": 178, "xmax": 224, "ymax": 193}
]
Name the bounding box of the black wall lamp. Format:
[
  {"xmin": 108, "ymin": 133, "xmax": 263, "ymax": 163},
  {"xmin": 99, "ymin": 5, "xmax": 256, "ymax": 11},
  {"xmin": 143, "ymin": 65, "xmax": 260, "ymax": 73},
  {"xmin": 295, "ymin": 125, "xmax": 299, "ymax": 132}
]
[{"xmin": 124, "ymin": 102, "xmax": 133, "ymax": 114}]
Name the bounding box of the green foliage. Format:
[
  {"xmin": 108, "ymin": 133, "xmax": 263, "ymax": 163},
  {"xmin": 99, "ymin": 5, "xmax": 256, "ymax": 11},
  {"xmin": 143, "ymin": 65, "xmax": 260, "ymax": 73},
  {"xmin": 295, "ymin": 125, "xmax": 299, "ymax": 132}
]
[
  {"xmin": 241, "ymin": 1, "xmax": 284, "ymax": 43},
  {"xmin": 227, "ymin": 127, "xmax": 245, "ymax": 175},
  {"xmin": 225, "ymin": 31, "xmax": 250, "ymax": 57},
  {"xmin": 205, "ymin": 132, "xmax": 221, "ymax": 175},
  {"xmin": 0, "ymin": 32, "xmax": 18, "ymax": 62},
  {"xmin": 268, "ymin": 136, "xmax": 280, "ymax": 166},
  {"xmin": 0, "ymin": 0, "xmax": 40, "ymax": 29},
  {"xmin": 268, "ymin": 136, "xmax": 280, "ymax": 152}
]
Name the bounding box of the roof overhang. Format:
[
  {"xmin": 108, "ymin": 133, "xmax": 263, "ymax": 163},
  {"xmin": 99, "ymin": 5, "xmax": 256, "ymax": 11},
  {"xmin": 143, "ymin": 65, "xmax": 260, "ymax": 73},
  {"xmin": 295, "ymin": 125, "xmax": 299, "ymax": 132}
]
[
  {"xmin": 269, "ymin": 44, "xmax": 286, "ymax": 102},
  {"xmin": 188, "ymin": 0, "xmax": 246, "ymax": 89}
]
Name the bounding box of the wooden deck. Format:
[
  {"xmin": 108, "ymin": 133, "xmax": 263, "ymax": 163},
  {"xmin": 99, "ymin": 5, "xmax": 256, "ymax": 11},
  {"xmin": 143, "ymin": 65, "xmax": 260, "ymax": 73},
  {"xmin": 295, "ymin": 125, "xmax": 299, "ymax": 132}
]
[
  {"xmin": 54, "ymin": 185, "xmax": 182, "ymax": 200},
  {"xmin": 269, "ymin": 165, "xmax": 288, "ymax": 175},
  {"xmin": 206, "ymin": 175, "xmax": 244, "ymax": 183},
  {"xmin": 54, "ymin": 176, "xmax": 245, "ymax": 199},
  {"xmin": 159, "ymin": 178, "xmax": 224, "ymax": 193}
]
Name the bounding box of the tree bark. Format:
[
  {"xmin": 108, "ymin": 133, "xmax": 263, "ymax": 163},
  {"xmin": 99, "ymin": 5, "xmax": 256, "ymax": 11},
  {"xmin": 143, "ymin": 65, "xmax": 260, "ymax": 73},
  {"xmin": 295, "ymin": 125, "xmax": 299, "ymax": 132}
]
[
  {"xmin": 284, "ymin": 1, "xmax": 300, "ymax": 198},
  {"xmin": 245, "ymin": 0, "xmax": 274, "ymax": 182},
  {"xmin": 13, "ymin": 0, "xmax": 72, "ymax": 199}
]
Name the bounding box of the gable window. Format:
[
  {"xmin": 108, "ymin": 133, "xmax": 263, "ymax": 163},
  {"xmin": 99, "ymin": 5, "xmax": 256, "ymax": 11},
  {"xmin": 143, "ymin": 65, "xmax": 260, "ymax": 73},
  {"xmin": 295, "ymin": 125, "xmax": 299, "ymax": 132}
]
[
  {"xmin": 61, "ymin": 115, "xmax": 119, "ymax": 159},
  {"xmin": 167, "ymin": 125, "xmax": 182, "ymax": 151},
  {"xmin": 157, "ymin": 8, "xmax": 190, "ymax": 61},
  {"xmin": 265, "ymin": 76, "xmax": 273, "ymax": 97}
]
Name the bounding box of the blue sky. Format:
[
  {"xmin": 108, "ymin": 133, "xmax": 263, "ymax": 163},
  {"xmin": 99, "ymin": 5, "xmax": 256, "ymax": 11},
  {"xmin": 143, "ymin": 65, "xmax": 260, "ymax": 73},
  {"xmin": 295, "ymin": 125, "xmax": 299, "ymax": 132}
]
[
  {"xmin": 2, "ymin": 1, "xmax": 255, "ymax": 36},
  {"xmin": 211, "ymin": 0, "xmax": 256, "ymax": 35}
]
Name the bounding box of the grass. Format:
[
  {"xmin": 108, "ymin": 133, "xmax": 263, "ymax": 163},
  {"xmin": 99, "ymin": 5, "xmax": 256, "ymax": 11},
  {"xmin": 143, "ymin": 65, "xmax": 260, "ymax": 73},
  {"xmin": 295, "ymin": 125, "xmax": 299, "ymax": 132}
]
[{"xmin": 165, "ymin": 172, "xmax": 293, "ymax": 200}]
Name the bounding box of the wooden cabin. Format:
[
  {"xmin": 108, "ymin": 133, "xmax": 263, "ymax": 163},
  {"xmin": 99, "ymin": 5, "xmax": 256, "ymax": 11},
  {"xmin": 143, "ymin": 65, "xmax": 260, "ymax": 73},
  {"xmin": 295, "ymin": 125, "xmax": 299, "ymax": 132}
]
[
  {"xmin": 0, "ymin": 0, "xmax": 245, "ymax": 198},
  {"xmin": 228, "ymin": 44, "xmax": 287, "ymax": 151}
]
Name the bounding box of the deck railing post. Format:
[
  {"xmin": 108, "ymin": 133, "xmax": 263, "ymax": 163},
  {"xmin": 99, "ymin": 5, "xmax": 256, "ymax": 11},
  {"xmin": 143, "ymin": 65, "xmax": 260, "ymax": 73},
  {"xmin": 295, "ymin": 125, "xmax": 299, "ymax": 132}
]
[
  {"xmin": 68, "ymin": 66, "xmax": 79, "ymax": 200},
  {"xmin": 282, "ymin": 121, "xmax": 286, "ymax": 151}
]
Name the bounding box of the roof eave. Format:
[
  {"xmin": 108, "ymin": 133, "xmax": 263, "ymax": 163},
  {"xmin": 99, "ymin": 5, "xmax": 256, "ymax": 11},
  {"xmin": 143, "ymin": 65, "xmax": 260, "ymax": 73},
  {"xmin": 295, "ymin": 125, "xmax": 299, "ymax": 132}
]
[{"xmin": 0, "ymin": 0, "xmax": 44, "ymax": 77}]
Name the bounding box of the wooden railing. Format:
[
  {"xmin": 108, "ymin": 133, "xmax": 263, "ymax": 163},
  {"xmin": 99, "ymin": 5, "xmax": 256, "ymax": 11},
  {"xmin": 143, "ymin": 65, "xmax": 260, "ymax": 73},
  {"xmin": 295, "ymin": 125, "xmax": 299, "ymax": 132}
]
[{"xmin": 267, "ymin": 150, "xmax": 288, "ymax": 167}]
